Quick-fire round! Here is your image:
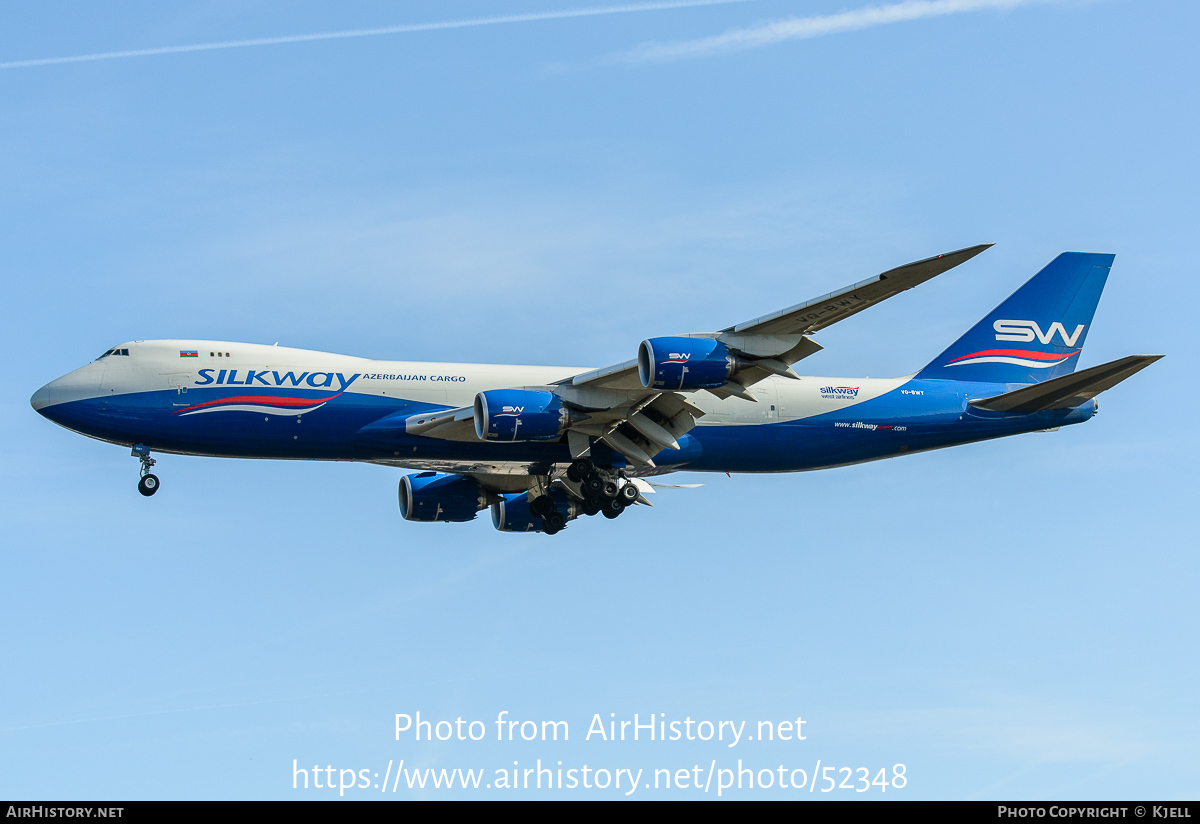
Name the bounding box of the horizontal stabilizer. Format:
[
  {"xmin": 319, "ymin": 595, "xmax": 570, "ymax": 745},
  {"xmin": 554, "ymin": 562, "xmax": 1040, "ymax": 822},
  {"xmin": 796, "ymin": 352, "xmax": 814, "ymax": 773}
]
[{"xmin": 970, "ymin": 355, "xmax": 1162, "ymax": 413}]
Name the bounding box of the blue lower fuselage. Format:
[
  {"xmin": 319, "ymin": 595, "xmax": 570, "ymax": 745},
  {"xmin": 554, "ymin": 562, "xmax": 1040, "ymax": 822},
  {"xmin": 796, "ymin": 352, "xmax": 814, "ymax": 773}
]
[{"xmin": 36, "ymin": 369, "xmax": 1095, "ymax": 475}]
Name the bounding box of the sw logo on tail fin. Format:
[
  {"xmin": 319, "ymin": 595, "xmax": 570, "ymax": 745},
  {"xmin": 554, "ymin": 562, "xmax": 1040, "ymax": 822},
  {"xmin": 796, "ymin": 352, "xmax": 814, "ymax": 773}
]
[
  {"xmin": 993, "ymin": 319, "xmax": 1086, "ymax": 346},
  {"xmin": 916, "ymin": 252, "xmax": 1113, "ymax": 384}
]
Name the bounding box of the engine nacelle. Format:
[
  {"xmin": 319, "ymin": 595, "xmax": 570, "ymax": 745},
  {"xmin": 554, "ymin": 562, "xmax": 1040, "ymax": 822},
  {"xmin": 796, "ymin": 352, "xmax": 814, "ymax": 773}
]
[
  {"xmin": 491, "ymin": 490, "xmax": 578, "ymax": 532},
  {"xmin": 638, "ymin": 336, "xmax": 735, "ymax": 390},
  {"xmin": 474, "ymin": 389, "xmax": 570, "ymax": 441},
  {"xmin": 398, "ymin": 472, "xmax": 487, "ymax": 522}
]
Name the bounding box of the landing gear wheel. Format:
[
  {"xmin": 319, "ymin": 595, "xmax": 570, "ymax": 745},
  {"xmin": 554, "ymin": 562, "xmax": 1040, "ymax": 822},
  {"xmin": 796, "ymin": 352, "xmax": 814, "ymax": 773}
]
[
  {"xmin": 567, "ymin": 459, "xmax": 592, "ymax": 483},
  {"xmin": 601, "ymin": 480, "xmax": 620, "ymax": 499},
  {"xmin": 543, "ymin": 511, "xmax": 566, "ymax": 532},
  {"xmin": 543, "ymin": 522, "xmax": 562, "ymax": 535},
  {"xmin": 583, "ymin": 476, "xmax": 604, "ymax": 498},
  {"xmin": 132, "ymin": 445, "xmax": 158, "ymax": 496},
  {"xmin": 529, "ymin": 495, "xmax": 553, "ymax": 518},
  {"xmin": 582, "ymin": 497, "xmax": 602, "ymax": 517},
  {"xmin": 138, "ymin": 473, "xmax": 160, "ymax": 497},
  {"xmin": 618, "ymin": 483, "xmax": 639, "ymax": 504},
  {"xmin": 602, "ymin": 498, "xmax": 625, "ymax": 519}
]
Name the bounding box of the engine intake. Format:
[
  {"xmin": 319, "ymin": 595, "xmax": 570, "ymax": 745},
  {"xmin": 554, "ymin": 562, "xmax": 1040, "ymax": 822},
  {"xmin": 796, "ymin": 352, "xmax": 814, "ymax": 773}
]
[
  {"xmin": 474, "ymin": 389, "xmax": 572, "ymax": 441},
  {"xmin": 398, "ymin": 472, "xmax": 488, "ymax": 522},
  {"xmin": 638, "ymin": 336, "xmax": 737, "ymax": 390}
]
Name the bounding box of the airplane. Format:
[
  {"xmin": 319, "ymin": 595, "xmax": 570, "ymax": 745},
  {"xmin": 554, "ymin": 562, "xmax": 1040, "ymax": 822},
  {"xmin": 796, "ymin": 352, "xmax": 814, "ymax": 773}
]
[{"xmin": 31, "ymin": 245, "xmax": 1160, "ymax": 535}]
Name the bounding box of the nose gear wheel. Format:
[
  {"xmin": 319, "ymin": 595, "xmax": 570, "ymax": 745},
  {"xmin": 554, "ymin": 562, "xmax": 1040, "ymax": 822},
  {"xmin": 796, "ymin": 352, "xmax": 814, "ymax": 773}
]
[{"xmin": 132, "ymin": 445, "xmax": 160, "ymax": 496}]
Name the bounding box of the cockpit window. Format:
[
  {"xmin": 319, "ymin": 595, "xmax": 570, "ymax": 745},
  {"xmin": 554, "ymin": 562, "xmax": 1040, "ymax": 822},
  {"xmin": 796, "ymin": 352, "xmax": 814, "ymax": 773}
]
[{"xmin": 96, "ymin": 348, "xmax": 130, "ymax": 360}]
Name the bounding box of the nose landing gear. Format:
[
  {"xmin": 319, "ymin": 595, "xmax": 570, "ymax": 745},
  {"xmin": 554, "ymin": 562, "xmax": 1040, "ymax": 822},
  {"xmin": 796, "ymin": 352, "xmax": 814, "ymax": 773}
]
[{"xmin": 132, "ymin": 445, "xmax": 160, "ymax": 497}]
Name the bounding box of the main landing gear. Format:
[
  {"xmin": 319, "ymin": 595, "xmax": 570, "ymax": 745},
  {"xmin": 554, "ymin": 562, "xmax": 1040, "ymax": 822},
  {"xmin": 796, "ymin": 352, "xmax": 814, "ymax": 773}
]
[
  {"xmin": 570, "ymin": 458, "xmax": 637, "ymax": 522},
  {"xmin": 528, "ymin": 493, "xmax": 568, "ymax": 535},
  {"xmin": 527, "ymin": 460, "xmax": 641, "ymax": 535},
  {"xmin": 132, "ymin": 445, "xmax": 160, "ymax": 497}
]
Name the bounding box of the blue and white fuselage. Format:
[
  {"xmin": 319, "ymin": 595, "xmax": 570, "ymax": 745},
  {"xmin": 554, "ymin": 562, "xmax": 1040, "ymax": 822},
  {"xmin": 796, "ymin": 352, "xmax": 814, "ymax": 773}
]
[
  {"xmin": 31, "ymin": 342, "xmax": 1093, "ymax": 470},
  {"xmin": 31, "ymin": 247, "xmax": 1159, "ymax": 533}
]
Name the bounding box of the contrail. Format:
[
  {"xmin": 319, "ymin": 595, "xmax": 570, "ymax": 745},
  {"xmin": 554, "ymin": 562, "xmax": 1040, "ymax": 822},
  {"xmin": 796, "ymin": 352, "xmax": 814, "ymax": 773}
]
[
  {"xmin": 608, "ymin": 0, "xmax": 1053, "ymax": 63},
  {"xmin": 0, "ymin": 0, "xmax": 755, "ymax": 70}
]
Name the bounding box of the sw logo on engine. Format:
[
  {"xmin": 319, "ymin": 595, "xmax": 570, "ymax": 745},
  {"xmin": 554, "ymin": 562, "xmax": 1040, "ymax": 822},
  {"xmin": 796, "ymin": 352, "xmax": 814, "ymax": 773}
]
[{"xmin": 993, "ymin": 319, "xmax": 1085, "ymax": 346}]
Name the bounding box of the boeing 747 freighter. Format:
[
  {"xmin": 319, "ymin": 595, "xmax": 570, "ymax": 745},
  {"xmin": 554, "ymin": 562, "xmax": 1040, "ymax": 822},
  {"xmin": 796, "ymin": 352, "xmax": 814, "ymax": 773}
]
[{"xmin": 31, "ymin": 246, "xmax": 1160, "ymax": 534}]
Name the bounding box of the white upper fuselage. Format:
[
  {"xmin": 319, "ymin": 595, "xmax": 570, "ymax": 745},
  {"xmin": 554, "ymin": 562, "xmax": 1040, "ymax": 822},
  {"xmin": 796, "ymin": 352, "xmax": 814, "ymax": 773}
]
[{"xmin": 34, "ymin": 339, "xmax": 907, "ymax": 428}]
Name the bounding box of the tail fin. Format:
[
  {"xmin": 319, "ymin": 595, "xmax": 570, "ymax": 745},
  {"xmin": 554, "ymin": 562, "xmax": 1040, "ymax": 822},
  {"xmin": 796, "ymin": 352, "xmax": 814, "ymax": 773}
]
[{"xmin": 915, "ymin": 252, "xmax": 1113, "ymax": 383}]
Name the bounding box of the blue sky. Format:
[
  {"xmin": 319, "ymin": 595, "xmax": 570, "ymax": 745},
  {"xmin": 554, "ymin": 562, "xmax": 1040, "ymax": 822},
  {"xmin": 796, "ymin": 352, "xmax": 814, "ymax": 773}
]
[{"xmin": 1, "ymin": 0, "xmax": 1196, "ymax": 800}]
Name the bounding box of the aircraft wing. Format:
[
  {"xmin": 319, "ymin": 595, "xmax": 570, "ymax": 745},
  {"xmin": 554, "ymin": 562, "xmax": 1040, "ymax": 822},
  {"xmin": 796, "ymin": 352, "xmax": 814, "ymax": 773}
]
[
  {"xmin": 414, "ymin": 245, "xmax": 992, "ymax": 467},
  {"xmin": 722, "ymin": 244, "xmax": 991, "ymax": 339}
]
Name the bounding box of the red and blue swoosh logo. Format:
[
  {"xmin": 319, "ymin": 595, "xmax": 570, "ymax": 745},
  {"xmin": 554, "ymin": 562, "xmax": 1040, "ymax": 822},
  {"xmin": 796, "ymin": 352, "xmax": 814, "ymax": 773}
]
[
  {"xmin": 173, "ymin": 392, "xmax": 343, "ymax": 417},
  {"xmin": 946, "ymin": 348, "xmax": 1080, "ymax": 369}
]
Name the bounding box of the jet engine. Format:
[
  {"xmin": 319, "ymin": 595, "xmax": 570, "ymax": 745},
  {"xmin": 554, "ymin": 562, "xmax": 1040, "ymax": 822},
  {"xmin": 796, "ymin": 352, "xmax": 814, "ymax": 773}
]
[
  {"xmin": 474, "ymin": 389, "xmax": 576, "ymax": 441},
  {"xmin": 491, "ymin": 489, "xmax": 579, "ymax": 533},
  {"xmin": 638, "ymin": 336, "xmax": 743, "ymax": 390},
  {"xmin": 398, "ymin": 472, "xmax": 488, "ymax": 522}
]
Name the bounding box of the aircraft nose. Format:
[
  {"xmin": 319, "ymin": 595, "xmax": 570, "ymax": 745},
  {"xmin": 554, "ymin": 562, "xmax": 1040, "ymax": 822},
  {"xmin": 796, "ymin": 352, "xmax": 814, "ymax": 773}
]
[
  {"xmin": 30, "ymin": 382, "xmax": 52, "ymax": 414},
  {"xmin": 31, "ymin": 363, "xmax": 104, "ymax": 419}
]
